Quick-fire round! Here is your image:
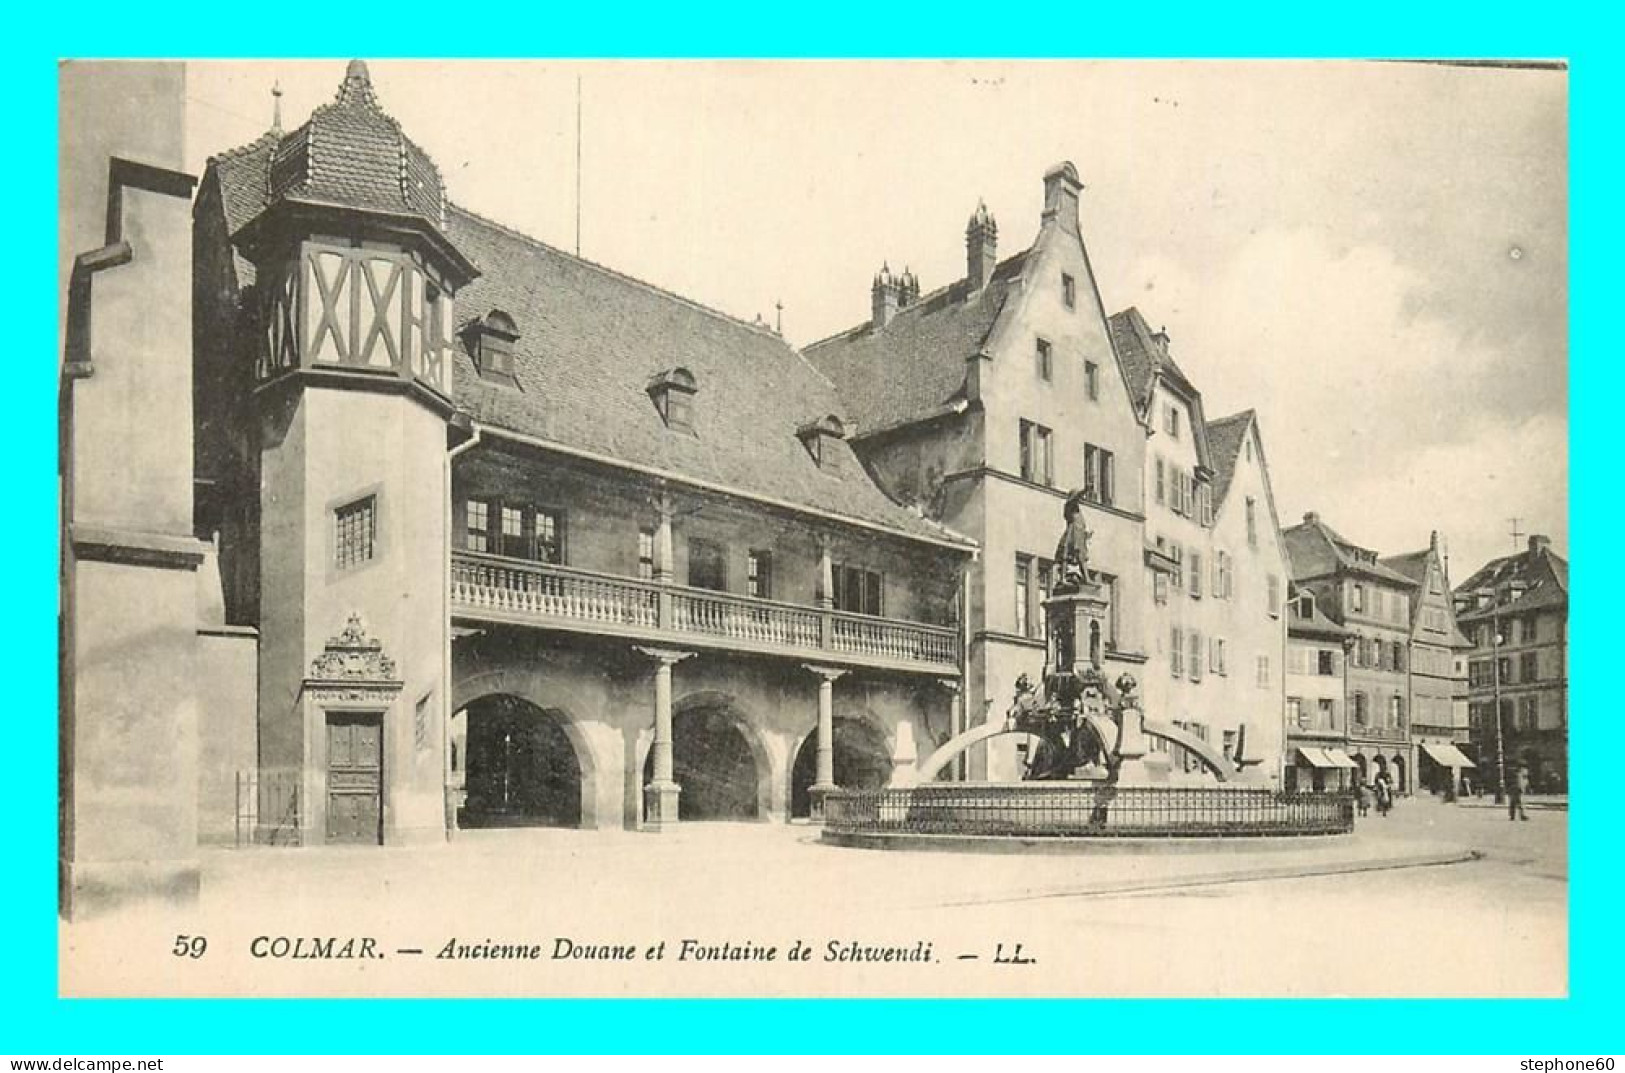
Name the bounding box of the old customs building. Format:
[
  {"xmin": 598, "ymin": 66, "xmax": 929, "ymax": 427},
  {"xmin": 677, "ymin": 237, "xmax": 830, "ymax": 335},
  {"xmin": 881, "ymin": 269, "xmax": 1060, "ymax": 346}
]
[{"xmin": 192, "ymin": 61, "xmax": 975, "ymax": 844}]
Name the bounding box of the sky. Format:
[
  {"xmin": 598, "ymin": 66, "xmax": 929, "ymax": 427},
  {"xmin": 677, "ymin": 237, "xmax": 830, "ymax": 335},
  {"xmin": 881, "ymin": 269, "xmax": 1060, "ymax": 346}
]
[{"xmin": 183, "ymin": 59, "xmax": 1568, "ymax": 583}]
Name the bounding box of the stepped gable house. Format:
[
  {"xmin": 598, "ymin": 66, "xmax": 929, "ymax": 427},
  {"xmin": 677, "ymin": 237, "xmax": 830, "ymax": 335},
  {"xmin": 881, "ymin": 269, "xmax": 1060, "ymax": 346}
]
[
  {"xmin": 808, "ymin": 165, "xmax": 1289, "ymax": 786},
  {"xmin": 1109, "ymin": 310, "xmax": 1290, "ymax": 785},
  {"xmin": 192, "ymin": 61, "xmax": 976, "ymax": 843},
  {"xmin": 1380, "ymin": 534, "xmax": 1475, "ymax": 796}
]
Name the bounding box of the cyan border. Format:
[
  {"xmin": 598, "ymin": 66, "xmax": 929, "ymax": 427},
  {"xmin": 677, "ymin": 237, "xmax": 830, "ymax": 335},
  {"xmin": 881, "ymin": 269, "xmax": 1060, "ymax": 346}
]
[{"xmin": 14, "ymin": 2, "xmax": 1613, "ymax": 1053}]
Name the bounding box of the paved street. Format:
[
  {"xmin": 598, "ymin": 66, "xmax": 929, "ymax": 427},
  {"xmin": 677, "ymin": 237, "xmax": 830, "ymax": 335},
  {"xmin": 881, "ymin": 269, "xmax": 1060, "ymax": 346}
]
[{"xmin": 61, "ymin": 795, "xmax": 1565, "ymax": 999}]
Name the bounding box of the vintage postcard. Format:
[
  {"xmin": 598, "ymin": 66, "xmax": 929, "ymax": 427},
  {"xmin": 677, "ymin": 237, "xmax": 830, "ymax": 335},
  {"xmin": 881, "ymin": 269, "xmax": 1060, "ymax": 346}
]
[{"xmin": 57, "ymin": 58, "xmax": 1567, "ymax": 998}]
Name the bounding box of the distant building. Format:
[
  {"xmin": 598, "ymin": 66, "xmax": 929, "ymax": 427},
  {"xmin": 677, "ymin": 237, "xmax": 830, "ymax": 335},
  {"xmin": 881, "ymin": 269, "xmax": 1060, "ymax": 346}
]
[
  {"xmin": 1282, "ymin": 513, "xmax": 1418, "ymax": 792},
  {"xmin": 1382, "ymin": 533, "xmax": 1475, "ymax": 796},
  {"xmin": 1453, "ymin": 535, "xmax": 1569, "ymax": 793},
  {"xmin": 1283, "ymin": 584, "xmax": 1356, "ymax": 792}
]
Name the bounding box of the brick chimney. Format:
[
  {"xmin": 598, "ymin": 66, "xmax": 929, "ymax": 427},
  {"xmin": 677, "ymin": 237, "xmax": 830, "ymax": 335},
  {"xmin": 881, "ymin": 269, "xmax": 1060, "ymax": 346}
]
[
  {"xmin": 1042, "ymin": 161, "xmax": 1083, "ymax": 235},
  {"xmin": 897, "ymin": 266, "xmax": 920, "ymax": 308},
  {"xmin": 871, "ymin": 263, "xmax": 900, "ymax": 329},
  {"xmin": 1151, "ymin": 326, "xmax": 1171, "ymax": 354},
  {"xmin": 966, "ymin": 201, "xmax": 997, "ymax": 291},
  {"xmin": 1304, "ymin": 511, "xmax": 1320, "ymax": 525},
  {"xmin": 1528, "ymin": 534, "xmax": 1551, "ymax": 556}
]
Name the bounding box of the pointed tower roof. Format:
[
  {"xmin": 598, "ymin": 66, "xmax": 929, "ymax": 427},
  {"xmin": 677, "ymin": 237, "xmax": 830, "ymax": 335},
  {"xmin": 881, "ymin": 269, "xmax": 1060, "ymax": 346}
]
[
  {"xmin": 262, "ymin": 59, "xmax": 447, "ymax": 228},
  {"xmin": 216, "ymin": 60, "xmax": 476, "ymax": 286}
]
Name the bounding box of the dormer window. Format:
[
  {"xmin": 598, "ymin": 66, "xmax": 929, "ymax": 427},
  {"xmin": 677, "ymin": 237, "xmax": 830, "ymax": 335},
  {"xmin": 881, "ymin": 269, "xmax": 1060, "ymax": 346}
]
[
  {"xmin": 465, "ymin": 309, "xmax": 520, "ymax": 385},
  {"xmin": 796, "ymin": 414, "xmax": 847, "ymax": 472},
  {"xmin": 647, "ymin": 367, "xmax": 698, "ymax": 432}
]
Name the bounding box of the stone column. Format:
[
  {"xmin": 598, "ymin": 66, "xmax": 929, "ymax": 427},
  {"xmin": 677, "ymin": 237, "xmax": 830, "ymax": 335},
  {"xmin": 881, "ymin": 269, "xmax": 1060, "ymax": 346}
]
[
  {"xmin": 817, "ymin": 541, "xmax": 835, "ymax": 650},
  {"xmin": 803, "ymin": 663, "xmax": 847, "ymax": 818},
  {"xmin": 889, "ymin": 719, "xmax": 920, "ymax": 788},
  {"xmin": 654, "ymin": 486, "xmax": 674, "ymax": 584},
  {"xmin": 637, "ymin": 646, "xmax": 692, "ymax": 830}
]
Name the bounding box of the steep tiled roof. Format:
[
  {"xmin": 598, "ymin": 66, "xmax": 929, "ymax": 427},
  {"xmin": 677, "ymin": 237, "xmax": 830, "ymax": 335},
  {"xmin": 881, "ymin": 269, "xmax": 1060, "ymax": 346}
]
[
  {"xmin": 1287, "ymin": 588, "xmax": 1348, "ymax": 639},
  {"xmin": 1108, "ymin": 306, "xmax": 1193, "ymax": 413},
  {"xmin": 803, "ymin": 254, "xmax": 1026, "ymax": 437},
  {"xmin": 1282, "ymin": 515, "xmax": 1416, "ymax": 586},
  {"xmin": 1455, "ymin": 540, "xmax": 1569, "ymax": 622},
  {"xmin": 1379, "ymin": 549, "xmax": 1432, "ymax": 585},
  {"xmin": 262, "ymin": 60, "xmax": 446, "ymax": 230},
  {"xmin": 1204, "ymin": 410, "xmax": 1253, "ymax": 508},
  {"xmin": 202, "ymin": 64, "xmax": 972, "ymax": 551},
  {"xmin": 443, "ymin": 206, "xmax": 969, "ymax": 546}
]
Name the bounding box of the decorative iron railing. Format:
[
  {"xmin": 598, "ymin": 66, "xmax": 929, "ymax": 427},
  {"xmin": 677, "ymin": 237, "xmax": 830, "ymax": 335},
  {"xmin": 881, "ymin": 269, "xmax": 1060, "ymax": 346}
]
[
  {"xmin": 450, "ymin": 551, "xmax": 959, "ymax": 671},
  {"xmin": 823, "ymin": 784, "xmax": 1353, "ymax": 838}
]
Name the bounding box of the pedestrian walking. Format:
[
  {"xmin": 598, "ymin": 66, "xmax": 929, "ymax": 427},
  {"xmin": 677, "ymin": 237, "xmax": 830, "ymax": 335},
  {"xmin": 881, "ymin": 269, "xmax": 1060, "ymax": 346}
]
[
  {"xmin": 1353, "ymin": 778, "xmax": 1369, "ymax": 817},
  {"xmin": 1508, "ymin": 764, "xmax": 1530, "ymax": 821},
  {"xmin": 1374, "ymin": 772, "xmax": 1393, "ymax": 817}
]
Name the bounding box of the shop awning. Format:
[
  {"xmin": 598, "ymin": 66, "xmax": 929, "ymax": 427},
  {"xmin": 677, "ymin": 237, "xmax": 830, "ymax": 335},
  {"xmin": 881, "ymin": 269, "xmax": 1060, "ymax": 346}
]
[
  {"xmin": 1295, "ymin": 747, "xmax": 1337, "ymax": 769},
  {"xmin": 1421, "ymin": 742, "xmax": 1476, "ymax": 769},
  {"xmin": 1321, "ymin": 748, "xmax": 1360, "ymax": 770}
]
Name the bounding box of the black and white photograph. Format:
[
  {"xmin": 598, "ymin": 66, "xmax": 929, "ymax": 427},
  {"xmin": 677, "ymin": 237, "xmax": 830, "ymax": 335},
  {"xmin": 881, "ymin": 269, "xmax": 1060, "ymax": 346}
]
[{"xmin": 57, "ymin": 57, "xmax": 1567, "ymax": 999}]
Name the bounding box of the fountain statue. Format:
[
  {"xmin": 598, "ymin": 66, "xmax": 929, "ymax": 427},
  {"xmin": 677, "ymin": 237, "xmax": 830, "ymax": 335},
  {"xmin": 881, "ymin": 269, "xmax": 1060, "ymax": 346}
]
[{"xmin": 816, "ymin": 490, "xmax": 1352, "ymax": 847}]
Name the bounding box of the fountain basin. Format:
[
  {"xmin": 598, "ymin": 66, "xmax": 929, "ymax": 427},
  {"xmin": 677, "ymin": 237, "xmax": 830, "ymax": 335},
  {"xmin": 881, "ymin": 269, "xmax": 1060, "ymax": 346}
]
[{"xmin": 821, "ymin": 783, "xmax": 1352, "ymax": 851}]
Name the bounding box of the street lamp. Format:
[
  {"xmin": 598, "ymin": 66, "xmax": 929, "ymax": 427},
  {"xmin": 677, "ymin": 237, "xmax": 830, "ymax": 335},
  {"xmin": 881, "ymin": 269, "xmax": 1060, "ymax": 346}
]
[{"xmin": 1491, "ymin": 619, "xmax": 1507, "ymax": 805}]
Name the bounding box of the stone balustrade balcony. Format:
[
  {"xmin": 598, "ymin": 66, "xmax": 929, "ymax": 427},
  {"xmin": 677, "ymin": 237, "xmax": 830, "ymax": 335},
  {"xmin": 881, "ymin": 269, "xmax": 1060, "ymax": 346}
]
[{"xmin": 450, "ymin": 550, "xmax": 960, "ymax": 675}]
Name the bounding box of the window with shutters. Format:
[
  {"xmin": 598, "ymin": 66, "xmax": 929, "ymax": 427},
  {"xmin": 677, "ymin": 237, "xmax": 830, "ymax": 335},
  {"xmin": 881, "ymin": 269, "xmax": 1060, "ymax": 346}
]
[
  {"xmin": 1170, "ymin": 625, "xmax": 1184, "ymax": 677},
  {"xmin": 1015, "ymin": 555, "xmax": 1031, "ymax": 638},
  {"xmin": 1189, "ymin": 630, "xmax": 1204, "ymax": 681},
  {"xmin": 1245, "ymin": 496, "xmax": 1258, "ymax": 547},
  {"xmin": 463, "ymin": 499, "xmax": 491, "ymax": 553},
  {"xmin": 1083, "ymin": 443, "xmax": 1115, "ymax": 506},
  {"xmin": 534, "ymin": 508, "xmax": 565, "ymax": 564},
  {"xmin": 747, "ymin": 549, "xmax": 773, "ymax": 599},
  {"xmin": 1036, "ymin": 337, "xmax": 1053, "ymax": 381},
  {"xmin": 1155, "ymin": 458, "xmax": 1166, "ymax": 505},
  {"xmin": 1085, "ymin": 360, "xmax": 1099, "ymax": 400},
  {"xmin": 637, "ymin": 529, "xmax": 655, "ymax": 580},
  {"xmin": 833, "ymin": 563, "xmax": 884, "ymax": 616},
  {"xmin": 1190, "ymin": 552, "xmax": 1203, "ymax": 598},
  {"xmin": 1019, "ymin": 420, "xmax": 1054, "ymax": 486}
]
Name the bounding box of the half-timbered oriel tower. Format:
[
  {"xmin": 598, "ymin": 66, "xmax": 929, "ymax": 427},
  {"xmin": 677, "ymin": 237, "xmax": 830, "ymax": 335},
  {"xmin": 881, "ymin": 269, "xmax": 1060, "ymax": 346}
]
[{"xmin": 203, "ymin": 61, "xmax": 478, "ymax": 844}]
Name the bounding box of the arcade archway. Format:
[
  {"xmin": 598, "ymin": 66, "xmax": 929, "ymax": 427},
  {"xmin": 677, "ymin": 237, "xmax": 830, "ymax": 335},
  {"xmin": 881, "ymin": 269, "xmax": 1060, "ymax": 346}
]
[
  {"xmin": 454, "ymin": 694, "xmax": 584, "ymax": 829},
  {"xmin": 644, "ymin": 704, "xmax": 764, "ymax": 820},
  {"xmin": 789, "ymin": 717, "xmax": 892, "ymax": 818}
]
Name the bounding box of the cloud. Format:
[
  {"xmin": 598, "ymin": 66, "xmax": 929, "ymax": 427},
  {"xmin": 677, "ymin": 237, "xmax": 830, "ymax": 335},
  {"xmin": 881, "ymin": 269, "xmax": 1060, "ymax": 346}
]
[{"xmin": 1113, "ymin": 223, "xmax": 1566, "ymax": 574}]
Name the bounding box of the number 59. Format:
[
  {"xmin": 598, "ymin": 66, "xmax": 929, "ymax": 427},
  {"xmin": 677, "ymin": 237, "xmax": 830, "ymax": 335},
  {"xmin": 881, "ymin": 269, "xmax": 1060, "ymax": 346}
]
[{"xmin": 172, "ymin": 935, "xmax": 207, "ymax": 959}]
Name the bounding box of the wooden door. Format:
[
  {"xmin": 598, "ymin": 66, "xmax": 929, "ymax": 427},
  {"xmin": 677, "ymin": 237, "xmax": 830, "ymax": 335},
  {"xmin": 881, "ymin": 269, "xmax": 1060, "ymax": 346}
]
[{"xmin": 327, "ymin": 714, "xmax": 383, "ymax": 844}]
